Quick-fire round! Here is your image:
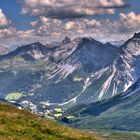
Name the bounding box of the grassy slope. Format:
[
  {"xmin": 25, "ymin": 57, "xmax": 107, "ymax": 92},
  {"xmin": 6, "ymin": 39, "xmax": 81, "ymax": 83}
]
[{"xmin": 0, "ymin": 102, "xmax": 102, "ymax": 140}]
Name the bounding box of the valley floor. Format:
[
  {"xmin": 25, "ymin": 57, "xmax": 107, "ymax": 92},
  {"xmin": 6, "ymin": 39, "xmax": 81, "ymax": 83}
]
[{"xmin": 86, "ymin": 129, "xmax": 140, "ymax": 140}]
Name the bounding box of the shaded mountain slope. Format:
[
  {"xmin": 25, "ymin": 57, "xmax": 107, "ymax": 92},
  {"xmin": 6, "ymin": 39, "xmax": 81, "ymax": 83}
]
[
  {"xmin": 0, "ymin": 37, "xmax": 120, "ymax": 108},
  {"xmin": 65, "ymin": 78, "xmax": 140, "ymax": 131},
  {"xmin": 0, "ymin": 42, "xmax": 50, "ymax": 61}
]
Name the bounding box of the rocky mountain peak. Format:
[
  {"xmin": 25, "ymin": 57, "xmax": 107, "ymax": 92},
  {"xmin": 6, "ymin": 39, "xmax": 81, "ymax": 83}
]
[
  {"xmin": 73, "ymin": 37, "xmax": 101, "ymax": 46},
  {"xmin": 133, "ymin": 32, "xmax": 140, "ymax": 38},
  {"xmin": 120, "ymin": 32, "xmax": 140, "ymax": 56},
  {"xmin": 0, "ymin": 42, "xmax": 49, "ymax": 61},
  {"xmin": 61, "ymin": 36, "xmax": 71, "ymax": 45}
]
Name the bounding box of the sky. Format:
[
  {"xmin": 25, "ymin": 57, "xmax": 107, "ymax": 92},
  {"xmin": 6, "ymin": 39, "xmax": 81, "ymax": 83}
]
[{"xmin": 0, "ymin": 0, "xmax": 140, "ymax": 48}]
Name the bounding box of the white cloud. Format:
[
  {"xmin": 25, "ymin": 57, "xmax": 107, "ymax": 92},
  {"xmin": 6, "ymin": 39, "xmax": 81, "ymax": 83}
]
[
  {"xmin": 0, "ymin": 27, "xmax": 16, "ymax": 37},
  {"xmin": 119, "ymin": 12, "xmax": 140, "ymax": 31},
  {"xmin": 65, "ymin": 21, "xmax": 75, "ymax": 30},
  {"xmin": 30, "ymin": 20, "xmax": 38, "ymax": 27},
  {"xmin": 0, "ymin": 1, "xmax": 139, "ymax": 49},
  {"xmin": 29, "ymin": 12, "xmax": 140, "ymax": 42},
  {"xmin": 99, "ymin": 0, "xmax": 126, "ymax": 7},
  {"xmin": 2, "ymin": 11, "xmax": 140, "ymax": 48},
  {"xmin": 20, "ymin": 0, "xmax": 128, "ymax": 19},
  {"xmin": 0, "ymin": 9, "xmax": 10, "ymax": 27}
]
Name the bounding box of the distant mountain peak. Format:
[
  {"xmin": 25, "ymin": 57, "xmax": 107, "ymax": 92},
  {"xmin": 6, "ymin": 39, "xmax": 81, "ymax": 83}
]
[
  {"xmin": 104, "ymin": 42, "xmax": 114, "ymax": 46},
  {"xmin": 0, "ymin": 42, "xmax": 49, "ymax": 61},
  {"xmin": 22, "ymin": 42, "xmax": 44, "ymax": 49},
  {"xmin": 133, "ymin": 32, "xmax": 140, "ymax": 38},
  {"xmin": 61, "ymin": 36, "xmax": 71, "ymax": 45},
  {"xmin": 121, "ymin": 32, "xmax": 140, "ymax": 54},
  {"xmin": 103, "ymin": 43, "xmax": 120, "ymax": 50},
  {"xmin": 72, "ymin": 37, "xmax": 102, "ymax": 47}
]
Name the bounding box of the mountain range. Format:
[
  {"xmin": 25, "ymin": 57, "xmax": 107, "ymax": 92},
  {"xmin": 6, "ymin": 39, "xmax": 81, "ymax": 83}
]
[{"xmin": 0, "ymin": 32, "xmax": 140, "ymax": 131}]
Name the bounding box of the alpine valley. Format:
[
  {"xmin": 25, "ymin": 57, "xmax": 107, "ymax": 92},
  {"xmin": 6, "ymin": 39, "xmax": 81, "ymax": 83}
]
[{"xmin": 1, "ymin": 32, "xmax": 140, "ymax": 132}]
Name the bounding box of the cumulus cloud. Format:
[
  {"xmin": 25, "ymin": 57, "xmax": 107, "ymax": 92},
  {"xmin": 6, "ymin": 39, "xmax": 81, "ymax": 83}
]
[
  {"xmin": 2, "ymin": 11, "xmax": 140, "ymax": 48},
  {"xmin": 28, "ymin": 11, "xmax": 140, "ymax": 42},
  {"xmin": 0, "ymin": 1, "xmax": 139, "ymax": 49},
  {"xmin": 0, "ymin": 9, "xmax": 10, "ymax": 28},
  {"xmin": 65, "ymin": 21, "xmax": 75, "ymax": 30},
  {"xmin": 118, "ymin": 12, "xmax": 140, "ymax": 32},
  {"xmin": 0, "ymin": 27, "xmax": 16, "ymax": 38},
  {"xmin": 20, "ymin": 0, "xmax": 128, "ymax": 19},
  {"xmin": 99, "ymin": 0, "xmax": 129, "ymax": 9},
  {"xmin": 93, "ymin": 12, "xmax": 140, "ymax": 42},
  {"xmin": 30, "ymin": 20, "xmax": 38, "ymax": 27},
  {"xmin": 29, "ymin": 16, "xmax": 102, "ymax": 39},
  {"xmin": 0, "ymin": 28, "xmax": 48, "ymax": 49}
]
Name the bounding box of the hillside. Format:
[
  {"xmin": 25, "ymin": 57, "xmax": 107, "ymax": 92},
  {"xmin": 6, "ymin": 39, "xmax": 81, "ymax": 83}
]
[
  {"xmin": 0, "ymin": 102, "xmax": 140, "ymax": 140},
  {"xmin": 0, "ymin": 102, "xmax": 102, "ymax": 140},
  {"xmin": 64, "ymin": 78, "xmax": 140, "ymax": 131}
]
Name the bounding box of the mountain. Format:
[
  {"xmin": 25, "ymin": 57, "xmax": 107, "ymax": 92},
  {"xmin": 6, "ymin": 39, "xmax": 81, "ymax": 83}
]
[
  {"xmin": 64, "ymin": 77, "xmax": 140, "ymax": 131},
  {"xmin": 0, "ymin": 33, "xmax": 140, "ymax": 132},
  {"xmin": 48, "ymin": 37, "xmax": 120, "ymax": 103},
  {"xmin": 60, "ymin": 36, "xmax": 71, "ymax": 45},
  {"xmin": 0, "ymin": 101, "xmax": 102, "ymax": 140},
  {"xmin": 0, "ymin": 42, "xmax": 50, "ymax": 61},
  {"xmin": 109, "ymin": 40, "xmax": 124, "ymax": 47},
  {"xmin": 78, "ymin": 32, "xmax": 140, "ymax": 102},
  {"xmin": 0, "ymin": 36, "xmax": 120, "ymax": 106},
  {"xmin": 60, "ymin": 33, "xmax": 140, "ymax": 131},
  {"xmin": 51, "ymin": 37, "xmax": 119, "ymax": 71}
]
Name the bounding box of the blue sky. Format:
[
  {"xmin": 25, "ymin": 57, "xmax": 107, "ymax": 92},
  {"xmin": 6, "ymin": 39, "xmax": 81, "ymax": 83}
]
[
  {"xmin": 0, "ymin": 0, "xmax": 37, "ymax": 30},
  {"xmin": 0, "ymin": 0, "xmax": 140, "ymax": 47}
]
